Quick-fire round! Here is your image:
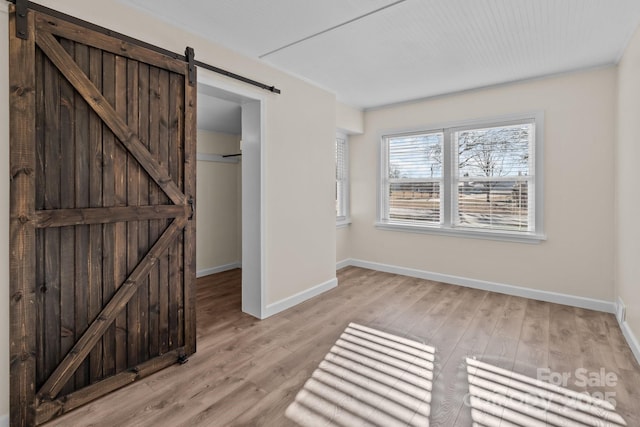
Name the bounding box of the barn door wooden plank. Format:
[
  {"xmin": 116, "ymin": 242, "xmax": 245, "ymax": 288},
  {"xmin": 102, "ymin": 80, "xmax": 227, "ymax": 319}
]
[
  {"xmin": 183, "ymin": 69, "xmax": 197, "ymax": 355},
  {"xmin": 9, "ymin": 5, "xmax": 37, "ymax": 426},
  {"xmin": 37, "ymin": 216, "xmax": 189, "ymax": 401},
  {"xmin": 168, "ymin": 73, "xmax": 184, "ymax": 350},
  {"xmin": 114, "ymin": 54, "xmax": 129, "ymax": 375},
  {"xmin": 34, "ymin": 37, "xmax": 47, "ymax": 401},
  {"xmin": 158, "ymin": 68, "xmax": 171, "ymax": 355},
  {"xmin": 137, "ymin": 61, "xmax": 151, "ymax": 364},
  {"xmin": 42, "ymin": 39, "xmax": 62, "ymax": 391},
  {"xmin": 73, "ymin": 41, "xmax": 91, "ymax": 391},
  {"xmin": 148, "ymin": 66, "xmax": 162, "ymax": 358},
  {"xmin": 34, "ymin": 30, "xmax": 186, "ymax": 205},
  {"xmin": 101, "ymin": 50, "xmax": 117, "ymax": 379},
  {"xmin": 87, "ymin": 45, "xmax": 104, "ymax": 386},
  {"xmin": 125, "ymin": 56, "xmax": 141, "ymax": 368},
  {"xmin": 59, "ymin": 37, "xmax": 77, "ymax": 397}
]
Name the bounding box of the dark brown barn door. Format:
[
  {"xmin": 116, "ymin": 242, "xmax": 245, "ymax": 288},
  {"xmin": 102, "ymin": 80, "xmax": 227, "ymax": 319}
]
[{"xmin": 9, "ymin": 5, "xmax": 196, "ymax": 426}]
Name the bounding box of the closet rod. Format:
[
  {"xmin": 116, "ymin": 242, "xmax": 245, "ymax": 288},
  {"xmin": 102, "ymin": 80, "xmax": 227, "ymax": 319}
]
[
  {"xmin": 197, "ymin": 153, "xmax": 239, "ymax": 164},
  {"xmin": 8, "ymin": 0, "xmax": 282, "ymax": 94}
]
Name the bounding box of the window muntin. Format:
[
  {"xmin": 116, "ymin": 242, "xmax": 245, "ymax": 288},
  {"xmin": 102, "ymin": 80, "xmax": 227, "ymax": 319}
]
[{"xmin": 380, "ymin": 116, "xmax": 541, "ymax": 240}]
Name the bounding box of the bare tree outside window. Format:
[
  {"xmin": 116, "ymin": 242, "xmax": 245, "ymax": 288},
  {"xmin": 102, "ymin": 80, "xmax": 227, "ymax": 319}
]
[
  {"xmin": 456, "ymin": 124, "xmax": 532, "ymax": 230},
  {"xmin": 458, "ymin": 125, "xmax": 529, "ymax": 179}
]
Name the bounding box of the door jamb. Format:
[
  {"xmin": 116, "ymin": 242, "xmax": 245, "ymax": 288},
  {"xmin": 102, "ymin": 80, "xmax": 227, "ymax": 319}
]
[{"xmin": 196, "ymin": 71, "xmax": 266, "ymax": 319}]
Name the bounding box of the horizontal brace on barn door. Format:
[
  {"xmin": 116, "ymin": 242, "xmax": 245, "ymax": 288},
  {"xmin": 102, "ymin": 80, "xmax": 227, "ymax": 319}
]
[
  {"xmin": 6, "ymin": 0, "xmax": 282, "ymax": 94},
  {"xmin": 32, "ymin": 205, "xmax": 190, "ymax": 228}
]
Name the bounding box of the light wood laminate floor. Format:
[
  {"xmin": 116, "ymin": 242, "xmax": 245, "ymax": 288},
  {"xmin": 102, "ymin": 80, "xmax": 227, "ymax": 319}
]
[{"xmin": 48, "ymin": 267, "xmax": 640, "ymax": 426}]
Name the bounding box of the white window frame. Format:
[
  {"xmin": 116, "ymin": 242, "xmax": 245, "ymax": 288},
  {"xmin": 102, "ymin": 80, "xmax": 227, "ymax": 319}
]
[
  {"xmin": 336, "ymin": 132, "xmax": 351, "ymax": 227},
  {"xmin": 376, "ymin": 112, "xmax": 545, "ymax": 243}
]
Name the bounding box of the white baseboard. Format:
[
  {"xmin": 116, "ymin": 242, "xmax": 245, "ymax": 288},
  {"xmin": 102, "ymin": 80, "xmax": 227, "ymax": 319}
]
[
  {"xmin": 616, "ymin": 297, "xmax": 640, "ymax": 365},
  {"xmin": 263, "ymin": 277, "xmax": 338, "ymax": 318},
  {"xmin": 196, "ymin": 262, "xmax": 241, "ymax": 278},
  {"xmin": 336, "ymin": 259, "xmax": 351, "ymax": 270},
  {"xmin": 340, "ymin": 258, "xmax": 616, "ymax": 314},
  {"xmin": 0, "ymin": 414, "xmax": 8, "ymax": 427},
  {"xmin": 619, "ymin": 318, "xmax": 640, "ymax": 365}
]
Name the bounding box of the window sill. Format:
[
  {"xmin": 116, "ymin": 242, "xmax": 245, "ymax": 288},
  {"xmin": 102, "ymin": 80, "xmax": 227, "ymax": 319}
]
[
  {"xmin": 337, "ymin": 218, "xmax": 352, "ymax": 228},
  {"xmin": 375, "ymin": 221, "xmax": 546, "ymax": 244}
]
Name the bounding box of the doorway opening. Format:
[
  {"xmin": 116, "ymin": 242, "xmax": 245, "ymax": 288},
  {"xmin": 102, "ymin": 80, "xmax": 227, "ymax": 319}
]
[{"xmin": 196, "ymin": 75, "xmax": 264, "ymax": 320}]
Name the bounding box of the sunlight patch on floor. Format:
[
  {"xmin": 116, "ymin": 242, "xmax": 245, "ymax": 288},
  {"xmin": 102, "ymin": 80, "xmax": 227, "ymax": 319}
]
[
  {"xmin": 465, "ymin": 357, "xmax": 627, "ymax": 427},
  {"xmin": 286, "ymin": 322, "xmax": 435, "ymax": 426}
]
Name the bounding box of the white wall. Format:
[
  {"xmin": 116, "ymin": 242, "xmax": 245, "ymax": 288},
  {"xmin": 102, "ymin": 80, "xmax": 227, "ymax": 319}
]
[
  {"xmin": 350, "ymin": 67, "xmax": 617, "ymax": 302},
  {"xmin": 0, "ymin": 0, "xmax": 337, "ymax": 418},
  {"xmin": 0, "ymin": 3, "xmax": 10, "ymax": 422},
  {"xmin": 196, "ymin": 130, "xmax": 241, "ymax": 274},
  {"xmin": 336, "ymin": 101, "xmax": 364, "ymax": 135},
  {"xmin": 265, "ymin": 78, "xmax": 336, "ymax": 303},
  {"xmin": 616, "ymin": 24, "xmax": 640, "ymax": 353},
  {"xmin": 336, "ymin": 227, "xmax": 351, "ymax": 264}
]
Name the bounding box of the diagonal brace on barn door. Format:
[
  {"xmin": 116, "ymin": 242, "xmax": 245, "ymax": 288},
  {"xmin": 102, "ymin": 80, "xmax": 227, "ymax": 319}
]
[
  {"xmin": 36, "ymin": 216, "xmax": 188, "ymax": 402},
  {"xmin": 34, "ymin": 29, "xmax": 187, "ymax": 206}
]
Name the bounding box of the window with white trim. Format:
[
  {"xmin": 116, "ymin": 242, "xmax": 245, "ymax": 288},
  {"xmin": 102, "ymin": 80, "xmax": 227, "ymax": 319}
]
[
  {"xmin": 336, "ymin": 134, "xmax": 350, "ymax": 224},
  {"xmin": 379, "ymin": 115, "xmax": 543, "ymax": 241}
]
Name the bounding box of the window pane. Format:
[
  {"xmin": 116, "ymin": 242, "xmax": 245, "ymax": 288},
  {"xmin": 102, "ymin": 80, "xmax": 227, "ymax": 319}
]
[
  {"xmin": 457, "ymin": 124, "xmax": 532, "ymax": 178},
  {"xmin": 455, "ymin": 123, "xmax": 533, "ymax": 232},
  {"xmin": 336, "ymin": 180, "xmax": 345, "ymax": 218},
  {"xmin": 336, "ymin": 137, "xmax": 347, "ymax": 218},
  {"xmin": 389, "ymin": 133, "xmax": 443, "ymax": 179},
  {"xmin": 389, "ymin": 182, "xmax": 440, "ymax": 224},
  {"xmin": 457, "ymin": 180, "xmax": 529, "ymax": 231},
  {"xmin": 336, "ymin": 137, "xmax": 346, "ymax": 181}
]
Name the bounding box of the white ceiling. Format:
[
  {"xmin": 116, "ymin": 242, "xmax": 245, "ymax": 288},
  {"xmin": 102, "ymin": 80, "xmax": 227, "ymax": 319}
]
[{"xmin": 120, "ymin": 0, "xmax": 640, "ymax": 110}]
